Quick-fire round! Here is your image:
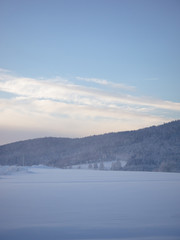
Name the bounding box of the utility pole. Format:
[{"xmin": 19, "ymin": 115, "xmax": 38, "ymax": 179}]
[{"xmin": 22, "ymin": 155, "xmax": 25, "ymax": 166}]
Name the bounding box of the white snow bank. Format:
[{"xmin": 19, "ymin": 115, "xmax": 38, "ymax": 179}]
[
  {"xmin": 0, "ymin": 164, "xmax": 53, "ymax": 176},
  {"xmin": 0, "ymin": 165, "xmax": 30, "ymax": 176}
]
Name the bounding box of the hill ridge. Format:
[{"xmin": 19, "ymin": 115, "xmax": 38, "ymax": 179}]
[{"xmin": 0, "ymin": 120, "xmax": 180, "ymax": 172}]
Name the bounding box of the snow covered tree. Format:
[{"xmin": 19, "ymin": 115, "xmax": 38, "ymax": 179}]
[
  {"xmin": 93, "ymin": 163, "xmax": 98, "ymax": 169},
  {"xmin": 88, "ymin": 163, "xmax": 93, "ymax": 169},
  {"xmin": 99, "ymin": 162, "xmax": 105, "ymax": 170},
  {"xmin": 111, "ymin": 160, "xmax": 122, "ymax": 170}
]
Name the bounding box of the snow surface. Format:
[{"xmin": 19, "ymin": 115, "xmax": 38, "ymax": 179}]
[{"xmin": 0, "ymin": 166, "xmax": 180, "ymax": 240}]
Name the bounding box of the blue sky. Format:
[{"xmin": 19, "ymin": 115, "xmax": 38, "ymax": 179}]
[{"xmin": 0, "ymin": 0, "xmax": 180, "ymax": 145}]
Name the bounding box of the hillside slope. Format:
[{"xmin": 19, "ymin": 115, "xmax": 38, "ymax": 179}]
[{"xmin": 0, "ymin": 120, "xmax": 180, "ymax": 172}]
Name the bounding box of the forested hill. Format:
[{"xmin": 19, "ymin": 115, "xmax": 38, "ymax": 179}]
[{"xmin": 0, "ymin": 120, "xmax": 180, "ymax": 172}]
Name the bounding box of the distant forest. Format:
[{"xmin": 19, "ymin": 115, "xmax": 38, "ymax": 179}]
[{"xmin": 0, "ymin": 120, "xmax": 180, "ymax": 172}]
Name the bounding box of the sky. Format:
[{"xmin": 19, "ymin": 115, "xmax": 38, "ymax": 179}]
[{"xmin": 0, "ymin": 0, "xmax": 180, "ymax": 145}]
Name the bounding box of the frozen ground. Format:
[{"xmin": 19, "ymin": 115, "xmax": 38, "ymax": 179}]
[{"xmin": 0, "ymin": 167, "xmax": 180, "ymax": 240}]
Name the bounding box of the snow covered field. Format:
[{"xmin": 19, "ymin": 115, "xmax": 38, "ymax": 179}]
[{"xmin": 0, "ymin": 167, "xmax": 180, "ymax": 240}]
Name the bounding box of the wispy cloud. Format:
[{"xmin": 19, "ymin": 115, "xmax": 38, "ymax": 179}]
[
  {"xmin": 0, "ymin": 68, "xmax": 11, "ymax": 73},
  {"xmin": 0, "ymin": 69, "xmax": 179, "ymax": 143},
  {"xmin": 1, "ymin": 71, "xmax": 179, "ymax": 112},
  {"xmin": 76, "ymin": 76, "xmax": 136, "ymax": 91}
]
